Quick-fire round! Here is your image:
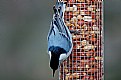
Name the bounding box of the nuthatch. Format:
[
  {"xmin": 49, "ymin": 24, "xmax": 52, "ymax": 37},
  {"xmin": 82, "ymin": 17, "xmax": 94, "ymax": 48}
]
[{"xmin": 47, "ymin": 1, "xmax": 73, "ymax": 77}]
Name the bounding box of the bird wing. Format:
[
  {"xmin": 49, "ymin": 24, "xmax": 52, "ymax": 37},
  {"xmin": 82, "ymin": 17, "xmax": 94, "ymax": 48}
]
[
  {"xmin": 48, "ymin": 30, "xmax": 72, "ymax": 53},
  {"xmin": 48, "ymin": 2, "xmax": 72, "ymax": 53},
  {"xmin": 59, "ymin": 17, "xmax": 72, "ymax": 42},
  {"xmin": 55, "ymin": 2, "xmax": 72, "ymax": 42},
  {"xmin": 48, "ymin": 16, "xmax": 72, "ymax": 53},
  {"xmin": 55, "ymin": 15, "xmax": 72, "ymax": 42},
  {"xmin": 48, "ymin": 12, "xmax": 72, "ymax": 40},
  {"xmin": 51, "ymin": 1, "xmax": 72, "ymax": 41}
]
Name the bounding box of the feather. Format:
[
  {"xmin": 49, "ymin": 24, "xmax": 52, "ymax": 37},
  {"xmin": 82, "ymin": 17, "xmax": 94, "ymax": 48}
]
[{"xmin": 47, "ymin": 0, "xmax": 72, "ymax": 54}]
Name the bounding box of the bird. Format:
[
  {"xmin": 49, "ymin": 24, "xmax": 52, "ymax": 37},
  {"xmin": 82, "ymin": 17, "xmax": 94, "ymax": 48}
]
[{"xmin": 47, "ymin": 1, "xmax": 73, "ymax": 77}]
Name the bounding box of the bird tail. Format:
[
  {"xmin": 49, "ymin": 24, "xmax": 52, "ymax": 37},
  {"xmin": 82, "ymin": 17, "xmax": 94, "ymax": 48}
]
[
  {"xmin": 54, "ymin": 0, "xmax": 65, "ymax": 19},
  {"xmin": 52, "ymin": 1, "xmax": 72, "ymax": 41}
]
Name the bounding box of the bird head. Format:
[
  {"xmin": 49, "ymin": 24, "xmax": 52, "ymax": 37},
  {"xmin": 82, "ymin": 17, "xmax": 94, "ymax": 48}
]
[
  {"xmin": 49, "ymin": 50, "xmax": 59, "ymax": 77},
  {"xmin": 48, "ymin": 46, "xmax": 67, "ymax": 77}
]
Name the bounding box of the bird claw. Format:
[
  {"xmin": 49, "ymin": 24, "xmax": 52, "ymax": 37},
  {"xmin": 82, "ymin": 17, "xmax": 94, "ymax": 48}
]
[{"xmin": 70, "ymin": 30, "xmax": 80, "ymax": 35}]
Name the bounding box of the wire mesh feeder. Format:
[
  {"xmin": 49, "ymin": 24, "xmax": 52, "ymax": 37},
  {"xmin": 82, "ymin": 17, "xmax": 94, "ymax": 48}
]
[{"xmin": 59, "ymin": 0, "xmax": 103, "ymax": 80}]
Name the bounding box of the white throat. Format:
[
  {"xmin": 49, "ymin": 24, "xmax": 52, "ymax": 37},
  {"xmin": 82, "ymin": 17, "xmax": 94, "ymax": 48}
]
[
  {"xmin": 59, "ymin": 54, "xmax": 67, "ymax": 61},
  {"xmin": 48, "ymin": 51, "xmax": 51, "ymax": 59}
]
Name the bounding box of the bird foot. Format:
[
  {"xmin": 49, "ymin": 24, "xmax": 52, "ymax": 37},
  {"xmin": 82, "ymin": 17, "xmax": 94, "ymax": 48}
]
[{"xmin": 70, "ymin": 30, "xmax": 81, "ymax": 34}]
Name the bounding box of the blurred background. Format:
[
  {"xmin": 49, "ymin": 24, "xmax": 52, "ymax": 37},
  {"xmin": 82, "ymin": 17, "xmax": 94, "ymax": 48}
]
[{"xmin": 0, "ymin": 0, "xmax": 121, "ymax": 80}]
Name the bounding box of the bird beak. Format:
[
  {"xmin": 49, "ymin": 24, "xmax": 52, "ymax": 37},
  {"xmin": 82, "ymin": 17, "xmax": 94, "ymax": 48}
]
[{"xmin": 53, "ymin": 69, "xmax": 55, "ymax": 77}]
